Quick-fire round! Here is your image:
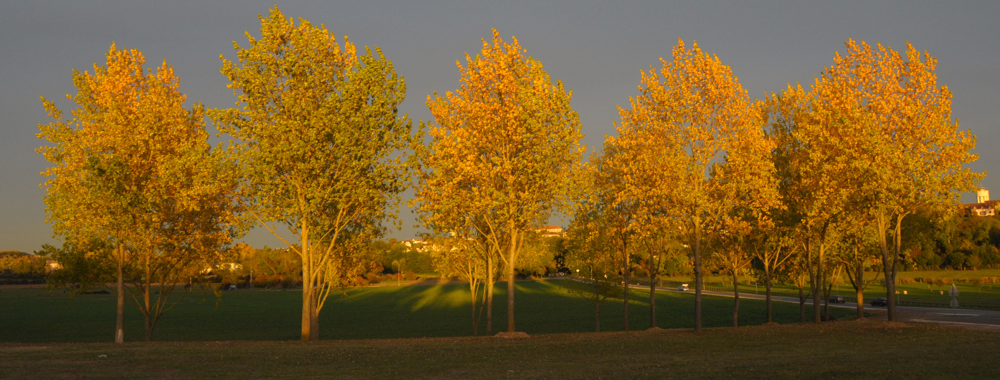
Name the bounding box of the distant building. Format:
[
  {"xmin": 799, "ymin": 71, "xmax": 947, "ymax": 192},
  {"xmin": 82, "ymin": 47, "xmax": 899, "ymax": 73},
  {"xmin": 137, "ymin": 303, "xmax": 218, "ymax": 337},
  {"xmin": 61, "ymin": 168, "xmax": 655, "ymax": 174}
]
[
  {"xmin": 964, "ymin": 188, "xmax": 999, "ymax": 216},
  {"xmin": 45, "ymin": 259, "xmax": 61, "ymax": 273},
  {"xmin": 536, "ymin": 226, "xmax": 564, "ymax": 238}
]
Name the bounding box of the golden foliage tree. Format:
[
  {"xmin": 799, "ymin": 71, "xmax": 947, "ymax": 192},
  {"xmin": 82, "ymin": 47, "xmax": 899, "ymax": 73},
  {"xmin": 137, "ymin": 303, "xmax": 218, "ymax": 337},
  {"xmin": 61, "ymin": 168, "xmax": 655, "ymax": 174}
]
[
  {"xmin": 588, "ymin": 133, "xmax": 649, "ymax": 331},
  {"xmin": 213, "ymin": 7, "xmax": 413, "ymax": 341},
  {"xmin": 416, "ymin": 29, "xmax": 584, "ymax": 333},
  {"xmin": 811, "ymin": 40, "xmax": 982, "ymax": 321},
  {"xmin": 764, "ymin": 84, "xmax": 852, "ymax": 323},
  {"xmin": 616, "ymin": 39, "xmax": 779, "ymax": 332},
  {"xmin": 37, "ymin": 43, "xmax": 242, "ymax": 342}
]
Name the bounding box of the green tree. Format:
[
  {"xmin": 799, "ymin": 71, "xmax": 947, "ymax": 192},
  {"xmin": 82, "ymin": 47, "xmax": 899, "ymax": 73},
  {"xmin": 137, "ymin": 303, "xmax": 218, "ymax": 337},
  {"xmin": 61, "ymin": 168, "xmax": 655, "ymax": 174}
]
[
  {"xmin": 213, "ymin": 7, "xmax": 414, "ymax": 341},
  {"xmin": 37, "ymin": 43, "xmax": 241, "ymax": 342}
]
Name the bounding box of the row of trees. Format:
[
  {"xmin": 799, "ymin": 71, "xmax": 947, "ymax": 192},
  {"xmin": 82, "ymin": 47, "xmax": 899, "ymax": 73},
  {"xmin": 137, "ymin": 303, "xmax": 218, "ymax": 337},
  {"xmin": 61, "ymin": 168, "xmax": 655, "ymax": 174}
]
[
  {"xmin": 0, "ymin": 251, "xmax": 49, "ymax": 281},
  {"xmin": 562, "ymin": 38, "xmax": 981, "ymax": 333},
  {"xmin": 904, "ymin": 211, "xmax": 1000, "ymax": 270},
  {"xmin": 37, "ymin": 5, "xmax": 981, "ymax": 342}
]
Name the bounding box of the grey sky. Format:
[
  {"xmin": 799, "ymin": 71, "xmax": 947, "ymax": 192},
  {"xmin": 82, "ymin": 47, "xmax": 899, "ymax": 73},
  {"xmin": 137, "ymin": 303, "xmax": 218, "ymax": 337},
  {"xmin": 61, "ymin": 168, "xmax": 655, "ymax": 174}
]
[{"xmin": 2, "ymin": 1, "xmax": 997, "ymax": 252}]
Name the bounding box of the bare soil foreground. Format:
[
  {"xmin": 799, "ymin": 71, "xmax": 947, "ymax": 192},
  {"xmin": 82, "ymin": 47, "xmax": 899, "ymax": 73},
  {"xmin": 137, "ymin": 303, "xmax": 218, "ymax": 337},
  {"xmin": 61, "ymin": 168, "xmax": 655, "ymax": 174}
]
[{"xmin": 2, "ymin": 321, "xmax": 997, "ymax": 379}]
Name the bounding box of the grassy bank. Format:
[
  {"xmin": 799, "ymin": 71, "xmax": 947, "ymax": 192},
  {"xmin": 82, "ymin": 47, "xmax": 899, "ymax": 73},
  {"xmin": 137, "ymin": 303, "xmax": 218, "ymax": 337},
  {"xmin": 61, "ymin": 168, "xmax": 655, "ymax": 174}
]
[{"xmin": 1, "ymin": 322, "xmax": 997, "ymax": 379}]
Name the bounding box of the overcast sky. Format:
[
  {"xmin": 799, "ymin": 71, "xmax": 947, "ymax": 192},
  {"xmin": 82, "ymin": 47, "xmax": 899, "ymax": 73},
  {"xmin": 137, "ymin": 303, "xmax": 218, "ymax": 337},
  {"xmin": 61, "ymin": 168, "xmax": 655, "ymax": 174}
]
[{"xmin": 2, "ymin": 1, "xmax": 998, "ymax": 253}]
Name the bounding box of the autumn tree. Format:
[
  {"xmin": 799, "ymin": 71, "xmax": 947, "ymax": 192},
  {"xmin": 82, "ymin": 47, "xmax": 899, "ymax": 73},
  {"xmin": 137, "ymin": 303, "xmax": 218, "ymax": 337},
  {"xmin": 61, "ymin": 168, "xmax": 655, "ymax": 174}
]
[
  {"xmin": 616, "ymin": 39, "xmax": 778, "ymax": 332},
  {"xmin": 812, "ymin": 40, "xmax": 982, "ymax": 321},
  {"xmin": 37, "ymin": 43, "xmax": 241, "ymax": 342},
  {"xmin": 588, "ymin": 143, "xmax": 642, "ymax": 331},
  {"xmin": 416, "ymin": 29, "xmax": 584, "ymax": 334},
  {"xmin": 766, "ymin": 83, "xmax": 858, "ymax": 323},
  {"xmin": 213, "ymin": 7, "xmax": 414, "ymax": 341}
]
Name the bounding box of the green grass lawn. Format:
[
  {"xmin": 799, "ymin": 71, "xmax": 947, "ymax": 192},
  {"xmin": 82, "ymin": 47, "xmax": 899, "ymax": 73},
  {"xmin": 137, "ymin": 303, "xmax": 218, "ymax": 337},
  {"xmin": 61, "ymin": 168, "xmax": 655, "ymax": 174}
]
[
  {"xmin": 0, "ymin": 279, "xmax": 854, "ymax": 343},
  {"xmin": 2, "ymin": 322, "xmax": 998, "ymax": 379}
]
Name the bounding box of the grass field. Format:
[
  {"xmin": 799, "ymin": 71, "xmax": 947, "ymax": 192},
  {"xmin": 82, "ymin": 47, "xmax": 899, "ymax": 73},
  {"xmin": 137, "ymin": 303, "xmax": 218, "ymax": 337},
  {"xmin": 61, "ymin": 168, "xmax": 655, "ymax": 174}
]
[
  {"xmin": 0, "ymin": 279, "xmax": 855, "ymax": 343},
  {"xmin": 2, "ymin": 322, "xmax": 998, "ymax": 379}
]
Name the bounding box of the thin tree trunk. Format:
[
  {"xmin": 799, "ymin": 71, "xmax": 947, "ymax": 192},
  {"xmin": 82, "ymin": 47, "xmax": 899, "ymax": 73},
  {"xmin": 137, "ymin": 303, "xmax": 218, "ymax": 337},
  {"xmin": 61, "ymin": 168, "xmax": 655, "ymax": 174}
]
[
  {"xmin": 878, "ymin": 212, "xmax": 904, "ymax": 322},
  {"xmin": 888, "ymin": 215, "xmax": 905, "ymax": 321},
  {"xmin": 487, "ymin": 255, "xmax": 494, "ymax": 335},
  {"xmin": 815, "ymin": 244, "xmax": 824, "ymax": 323},
  {"xmin": 310, "ymin": 295, "xmax": 319, "ymax": 341},
  {"xmin": 824, "ymin": 281, "xmax": 832, "ymax": 322},
  {"xmin": 851, "ymin": 247, "xmax": 866, "ymax": 320},
  {"xmin": 809, "ymin": 240, "xmax": 820, "ymax": 324},
  {"xmin": 694, "ymin": 218, "xmax": 702, "ymax": 332},
  {"xmin": 649, "ymin": 254, "xmax": 657, "ymax": 329},
  {"xmin": 855, "ymin": 263, "xmax": 866, "ymax": 320},
  {"xmin": 115, "ymin": 244, "xmax": 125, "ymax": 344},
  {"xmin": 506, "ymin": 228, "xmax": 517, "ymax": 333},
  {"xmin": 765, "ymin": 268, "xmax": 773, "ymax": 323},
  {"xmin": 732, "ymin": 271, "xmax": 740, "ymax": 327},
  {"xmin": 144, "ymin": 253, "xmax": 152, "ymax": 342},
  {"xmin": 622, "ymin": 244, "xmax": 630, "ymax": 331},
  {"xmin": 470, "ymin": 281, "xmax": 478, "ymax": 336},
  {"xmin": 301, "ymin": 226, "xmax": 312, "ymax": 342},
  {"xmin": 144, "ymin": 287, "xmax": 151, "ymax": 341}
]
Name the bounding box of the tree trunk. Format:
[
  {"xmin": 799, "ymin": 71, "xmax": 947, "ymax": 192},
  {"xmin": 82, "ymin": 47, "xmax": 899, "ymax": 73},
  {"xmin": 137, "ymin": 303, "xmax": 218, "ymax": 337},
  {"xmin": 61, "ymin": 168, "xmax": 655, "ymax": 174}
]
[
  {"xmin": 887, "ymin": 215, "xmax": 905, "ymax": 321},
  {"xmin": 301, "ymin": 227, "xmax": 313, "ymax": 342},
  {"xmin": 823, "ymin": 281, "xmax": 832, "ymax": 322},
  {"xmin": 878, "ymin": 212, "xmax": 903, "ymax": 322},
  {"xmin": 765, "ymin": 269, "xmax": 773, "ymax": 323},
  {"xmin": 301, "ymin": 283, "xmax": 312, "ymax": 341},
  {"xmin": 144, "ymin": 284, "xmax": 152, "ymax": 342},
  {"xmin": 470, "ymin": 281, "xmax": 478, "ymax": 336},
  {"xmin": 851, "ymin": 249, "xmax": 866, "ymax": 320},
  {"xmin": 310, "ymin": 297, "xmax": 320, "ymax": 341},
  {"xmin": 506, "ymin": 228, "xmax": 517, "ymax": 333},
  {"xmin": 694, "ymin": 218, "xmax": 702, "ymax": 332},
  {"xmin": 732, "ymin": 271, "xmax": 740, "ymax": 327},
  {"xmin": 809, "ymin": 241, "xmax": 820, "ymax": 324},
  {"xmin": 487, "ymin": 255, "xmax": 494, "ymax": 335},
  {"xmin": 622, "ymin": 246, "xmax": 630, "ymax": 331},
  {"xmin": 144, "ymin": 254, "xmax": 153, "ymax": 342},
  {"xmin": 855, "ymin": 277, "xmax": 865, "ymax": 320},
  {"xmin": 813, "ymin": 242, "xmax": 826, "ymax": 323},
  {"xmin": 649, "ymin": 256, "xmax": 657, "ymax": 329},
  {"xmin": 115, "ymin": 244, "xmax": 125, "ymax": 344}
]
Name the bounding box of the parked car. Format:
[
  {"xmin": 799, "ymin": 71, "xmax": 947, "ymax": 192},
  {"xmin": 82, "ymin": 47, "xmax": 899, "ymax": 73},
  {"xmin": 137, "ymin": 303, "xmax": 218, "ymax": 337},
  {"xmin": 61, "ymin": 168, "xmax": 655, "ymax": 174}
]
[
  {"xmin": 871, "ymin": 297, "xmax": 888, "ymax": 306},
  {"xmin": 678, "ymin": 284, "xmax": 689, "ymax": 291},
  {"xmin": 829, "ymin": 295, "xmax": 845, "ymax": 303}
]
